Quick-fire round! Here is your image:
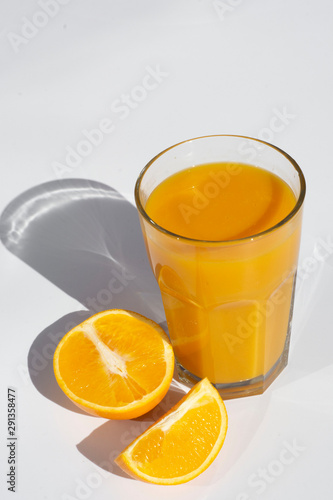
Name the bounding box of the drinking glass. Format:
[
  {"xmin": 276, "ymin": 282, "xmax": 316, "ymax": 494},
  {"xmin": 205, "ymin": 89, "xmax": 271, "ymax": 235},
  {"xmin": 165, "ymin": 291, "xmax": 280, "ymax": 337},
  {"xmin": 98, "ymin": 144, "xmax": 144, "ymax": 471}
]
[{"xmin": 135, "ymin": 135, "xmax": 305, "ymax": 398}]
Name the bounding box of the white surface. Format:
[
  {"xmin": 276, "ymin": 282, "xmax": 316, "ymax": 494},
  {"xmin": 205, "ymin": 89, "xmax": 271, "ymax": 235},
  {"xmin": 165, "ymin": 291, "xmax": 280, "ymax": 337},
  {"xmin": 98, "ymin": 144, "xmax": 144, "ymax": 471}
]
[{"xmin": 1, "ymin": 1, "xmax": 333, "ymax": 499}]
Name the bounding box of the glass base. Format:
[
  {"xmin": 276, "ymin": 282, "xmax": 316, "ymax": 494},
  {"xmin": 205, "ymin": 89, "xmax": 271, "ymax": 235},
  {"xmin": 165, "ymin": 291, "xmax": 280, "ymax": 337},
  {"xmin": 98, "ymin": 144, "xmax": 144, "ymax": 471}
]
[{"xmin": 176, "ymin": 349, "xmax": 289, "ymax": 399}]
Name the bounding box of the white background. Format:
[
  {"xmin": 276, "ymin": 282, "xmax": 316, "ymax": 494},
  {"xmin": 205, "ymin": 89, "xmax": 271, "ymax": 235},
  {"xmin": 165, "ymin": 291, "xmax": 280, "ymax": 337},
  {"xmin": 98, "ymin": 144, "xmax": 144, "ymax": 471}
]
[{"xmin": 1, "ymin": 1, "xmax": 333, "ymax": 499}]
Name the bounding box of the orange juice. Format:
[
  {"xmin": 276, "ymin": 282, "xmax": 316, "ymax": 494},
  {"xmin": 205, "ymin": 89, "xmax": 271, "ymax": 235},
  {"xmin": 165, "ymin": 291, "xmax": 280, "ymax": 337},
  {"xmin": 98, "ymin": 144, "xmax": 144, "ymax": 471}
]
[
  {"xmin": 143, "ymin": 162, "xmax": 301, "ymax": 388},
  {"xmin": 145, "ymin": 163, "xmax": 296, "ymax": 241}
]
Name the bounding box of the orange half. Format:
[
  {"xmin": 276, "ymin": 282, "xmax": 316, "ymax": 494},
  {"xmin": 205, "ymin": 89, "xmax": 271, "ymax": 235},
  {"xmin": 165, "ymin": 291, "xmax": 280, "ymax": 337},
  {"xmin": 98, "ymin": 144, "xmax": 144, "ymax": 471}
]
[{"xmin": 53, "ymin": 309, "xmax": 175, "ymax": 419}]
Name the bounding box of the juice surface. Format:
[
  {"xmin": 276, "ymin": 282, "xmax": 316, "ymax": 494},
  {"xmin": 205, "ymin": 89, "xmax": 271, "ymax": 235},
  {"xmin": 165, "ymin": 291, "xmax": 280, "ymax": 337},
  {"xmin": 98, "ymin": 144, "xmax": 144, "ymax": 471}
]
[
  {"xmin": 145, "ymin": 163, "xmax": 296, "ymax": 241},
  {"xmin": 143, "ymin": 163, "xmax": 301, "ymax": 386}
]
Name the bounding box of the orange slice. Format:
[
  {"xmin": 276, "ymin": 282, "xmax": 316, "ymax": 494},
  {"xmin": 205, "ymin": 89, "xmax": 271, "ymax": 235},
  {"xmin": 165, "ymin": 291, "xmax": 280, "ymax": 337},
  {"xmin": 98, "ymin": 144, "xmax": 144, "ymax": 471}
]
[
  {"xmin": 53, "ymin": 309, "xmax": 174, "ymax": 419},
  {"xmin": 115, "ymin": 378, "xmax": 228, "ymax": 484}
]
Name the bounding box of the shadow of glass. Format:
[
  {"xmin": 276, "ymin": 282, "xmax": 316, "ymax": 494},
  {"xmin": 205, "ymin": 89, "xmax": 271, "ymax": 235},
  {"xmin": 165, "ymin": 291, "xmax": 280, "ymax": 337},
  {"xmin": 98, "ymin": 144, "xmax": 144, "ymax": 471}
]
[
  {"xmin": 76, "ymin": 384, "xmax": 188, "ymax": 479},
  {"xmin": 0, "ymin": 178, "xmax": 164, "ymax": 322},
  {"xmin": 0, "ymin": 178, "xmax": 169, "ymax": 411}
]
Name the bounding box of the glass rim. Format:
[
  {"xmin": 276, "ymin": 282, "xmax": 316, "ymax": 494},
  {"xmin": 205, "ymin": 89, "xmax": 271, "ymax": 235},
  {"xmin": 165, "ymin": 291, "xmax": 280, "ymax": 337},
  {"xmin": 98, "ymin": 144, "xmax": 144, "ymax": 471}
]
[{"xmin": 134, "ymin": 134, "xmax": 306, "ymax": 245}]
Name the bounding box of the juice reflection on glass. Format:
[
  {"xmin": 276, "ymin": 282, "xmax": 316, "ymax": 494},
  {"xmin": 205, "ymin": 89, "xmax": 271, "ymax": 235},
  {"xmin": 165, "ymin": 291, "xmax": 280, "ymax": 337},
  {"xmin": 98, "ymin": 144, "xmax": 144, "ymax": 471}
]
[{"xmin": 135, "ymin": 136, "xmax": 305, "ymax": 398}]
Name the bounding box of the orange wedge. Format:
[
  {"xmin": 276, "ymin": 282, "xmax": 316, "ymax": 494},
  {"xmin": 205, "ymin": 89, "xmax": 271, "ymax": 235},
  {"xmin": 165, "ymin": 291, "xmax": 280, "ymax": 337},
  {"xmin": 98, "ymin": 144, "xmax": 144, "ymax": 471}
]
[
  {"xmin": 53, "ymin": 309, "xmax": 174, "ymax": 419},
  {"xmin": 115, "ymin": 378, "xmax": 228, "ymax": 484}
]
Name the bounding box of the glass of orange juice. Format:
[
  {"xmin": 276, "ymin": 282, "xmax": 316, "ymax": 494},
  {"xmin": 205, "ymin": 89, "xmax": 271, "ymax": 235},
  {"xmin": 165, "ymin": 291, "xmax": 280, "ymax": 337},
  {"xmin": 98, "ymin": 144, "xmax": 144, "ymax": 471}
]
[{"xmin": 135, "ymin": 135, "xmax": 305, "ymax": 398}]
